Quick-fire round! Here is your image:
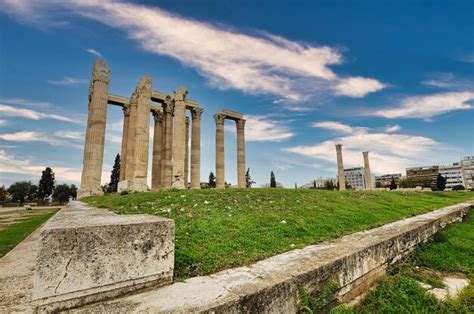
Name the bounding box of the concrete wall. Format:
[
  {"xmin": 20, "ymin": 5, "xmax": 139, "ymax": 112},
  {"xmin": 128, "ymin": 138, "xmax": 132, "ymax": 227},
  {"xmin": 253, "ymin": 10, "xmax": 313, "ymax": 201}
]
[
  {"xmin": 75, "ymin": 201, "xmax": 472, "ymax": 313},
  {"xmin": 32, "ymin": 201, "xmax": 175, "ymax": 312}
]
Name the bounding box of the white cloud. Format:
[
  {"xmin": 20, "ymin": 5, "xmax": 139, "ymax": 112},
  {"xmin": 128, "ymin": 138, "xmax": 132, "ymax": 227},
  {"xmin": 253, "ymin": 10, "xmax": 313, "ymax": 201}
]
[
  {"xmin": 53, "ymin": 130, "xmax": 83, "ymax": 140},
  {"xmin": 85, "ymin": 48, "xmax": 103, "ymax": 58},
  {"xmin": 333, "ymin": 76, "xmax": 386, "ymax": 97},
  {"xmin": 0, "ymin": 0, "xmax": 385, "ymax": 101},
  {"xmin": 47, "ymin": 77, "xmax": 88, "ymax": 85},
  {"xmin": 0, "ymin": 103, "xmax": 77, "ymax": 123},
  {"xmin": 0, "ymin": 98, "xmax": 53, "ymax": 108},
  {"xmin": 285, "ymin": 122, "xmax": 442, "ymax": 175},
  {"xmin": 0, "ymin": 130, "xmax": 84, "ymax": 148},
  {"xmin": 243, "ymin": 115, "xmax": 295, "ymax": 142},
  {"xmin": 311, "ymin": 121, "xmax": 367, "ymax": 134},
  {"xmin": 373, "ymin": 91, "xmax": 474, "ymax": 119},
  {"xmin": 0, "ymin": 149, "xmax": 81, "ymax": 183},
  {"xmin": 384, "ymin": 124, "xmax": 401, "ymax": 133},
  {"xmin": 0, "ymin": 120, "xmax": 7, "ymax": 127}
]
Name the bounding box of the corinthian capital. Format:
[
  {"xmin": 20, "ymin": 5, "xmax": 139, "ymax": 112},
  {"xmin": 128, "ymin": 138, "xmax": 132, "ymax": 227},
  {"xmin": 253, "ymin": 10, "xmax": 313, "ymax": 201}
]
[
  {"xmin": 236, "ymin": 119, "xmax": 246, "ymax": 130},
  {"xmin": 163, "ymin": 96, "xmax": 175, "ymax": 114},
  {"xmin": 191, "ymin": 107, "xmax": 203, "ymax": 120},
  {"xmin": 152, "ymin": 109, "xmax": 164, "ymax": 122},
  {"xmin": 173, "ymin": 86, "xmax": 188, "ymax": 102},
  {"xmin": 214, "ymin": 113, "xmax": 226, "ymax": 125}
]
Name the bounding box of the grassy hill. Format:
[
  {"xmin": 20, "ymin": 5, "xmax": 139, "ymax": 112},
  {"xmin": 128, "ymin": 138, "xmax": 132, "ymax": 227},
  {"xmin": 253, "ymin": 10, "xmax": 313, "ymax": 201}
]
[{"xmin": 83, "ymin": 189, "xmax": 474, "ymax": 279}]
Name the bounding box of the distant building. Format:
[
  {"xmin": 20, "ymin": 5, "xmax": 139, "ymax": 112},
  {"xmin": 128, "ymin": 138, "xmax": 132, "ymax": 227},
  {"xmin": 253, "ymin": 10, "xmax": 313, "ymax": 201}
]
[
  {"xmin": 406, "ymin": 165, "xmax": 439, "ymax": 186},
  {"xmin": 439, "ymin": 163, "xmax": 465, "ymax": 189},
  {"xmin": 461, "ymin": 156, "xmax": 474, "ymax": 189},
  {"xmin": 342, "ymin": 167, "xmax": 375, "ymax": 189},
  {"xmin": 375, "ymin": 173, "xmax": 402, "ymax": 187},
  {"xmin": 301, "ymin": 178, "xmax": 337, "ymax": 189}
]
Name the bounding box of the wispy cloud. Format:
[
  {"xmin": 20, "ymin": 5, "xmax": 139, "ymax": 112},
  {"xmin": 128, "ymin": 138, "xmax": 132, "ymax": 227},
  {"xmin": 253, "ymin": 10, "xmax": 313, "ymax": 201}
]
[
  {"xmin": 0, "ymin": 103, "xmax": 78, "ymax": 123},
  {"xmin": 238, "ymin": 115, "xmax": 295, "ymax": 142},
  {"xmin": 384, "ymin": 124, "xmax": 401, "ymax": 133},
  {"xmin": 0, "ymin": 149, "xmax": 81, "ymax": 183},
  {"xmin": 0, "ymin": 0, "xmax": 385, "ymax": 102},
  {"xmin": 372, "ymin": 91, "xmax": 474, "ymax": 119},
  {"xmin": 0, "ymin": 130, "xmax": 84, "ymax": 148},
  {"xmin": 285, "ymin": 122, "xmax": 442, "ymax": 174},
  {"xmin": 47, "ymin": 76, "xmax": 88, "ymax": 85},
  {"xmin": 311, "ymin": 121, "xmax": 368, "ymax": 134},
  {"xmin": 85, "ymin": 48, "xmax": 103, "ymax": 58}
]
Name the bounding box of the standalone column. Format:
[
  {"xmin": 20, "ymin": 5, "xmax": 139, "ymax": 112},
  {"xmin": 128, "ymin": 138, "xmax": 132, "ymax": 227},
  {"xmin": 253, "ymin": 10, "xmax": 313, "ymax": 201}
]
[
  {"xmin": 121, "ymin": 76, "xmax": 152, "ymax": 192},
  {"xmin": 151, "ymin": 110, "xmax": 164, "ymax": 190},
  {"xmin": 190, "ymin": 107, "xmax": 203, "ymax": 189},
  {"xmin": 236, "ymin": 119, "xmax": 246, "ymax": 188},
  {"xmin": 78, "ymin": 60, "xmax": 110, "ymax": 198},
  {"xmin": 215, "ymin": 113, "xmax": 226, "ymax": 189},
  {"xmin": 172, "ymin": 87, "xmax": 188, "ymax": 189},
  {"xmin": 335, "ymin": 144, "xmax": 346, "ymax": 191},
  {"xmin": 363, "ymin": 151, "xmax": 372, "ymax": 190},
  {"xmin": 184, "ymin": 116, "xmax": 190, "ymax": 188},
  {"xmin": 161, "ymin": 97, "xmax": 174, "ymax": 189},
  {"xmin": 119, "ymin": 105, "xmax": 130, "ymax": 182}
]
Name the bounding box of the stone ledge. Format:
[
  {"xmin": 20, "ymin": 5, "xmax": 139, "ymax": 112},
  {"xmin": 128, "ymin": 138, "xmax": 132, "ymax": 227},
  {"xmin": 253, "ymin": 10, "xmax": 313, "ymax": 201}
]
[
  {"xmin": 75, "ymin": 201, "xmax": 473, "ymax": 313},
  {"xmin": 32, "ymin": 201, "xmax": 175, "ymax": 313}
]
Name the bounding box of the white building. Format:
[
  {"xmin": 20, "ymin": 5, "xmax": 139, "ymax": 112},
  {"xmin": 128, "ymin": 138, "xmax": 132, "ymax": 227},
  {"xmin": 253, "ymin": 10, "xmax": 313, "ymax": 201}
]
[
  {"xmin": 342, "ymin": 167, "xmax": 375, "ymax": 189},
  {"xmin": 439, "ymin": 163, "xmax": 464, "ymax": 189},
  {"xmin": 461, "ymin": 156, "xmax": 474, "ymax": 190}
]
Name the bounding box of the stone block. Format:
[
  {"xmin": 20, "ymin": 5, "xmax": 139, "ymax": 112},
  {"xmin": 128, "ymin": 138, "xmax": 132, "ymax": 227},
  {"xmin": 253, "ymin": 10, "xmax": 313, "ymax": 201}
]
[{"xmin": 32, "ymin": 201, "xmax": 174, "ymax": 312}]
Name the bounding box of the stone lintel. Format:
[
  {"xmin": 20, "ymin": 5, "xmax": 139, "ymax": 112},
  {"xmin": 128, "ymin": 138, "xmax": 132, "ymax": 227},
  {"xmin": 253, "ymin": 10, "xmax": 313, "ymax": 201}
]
[
  {"xmin": 151, "ymin": 90, "xmax": 167, "ymax": 104},
  {"xmin": 216, "ymin": 108, "xmax": 243, "ymax": 121},
  {"xmin": 107, "ymin": 94, "xmax": 129, "ymax": 107},
  {"xmin": 32, "ymin": 201, "xmax": 175, "ymax": 313}
]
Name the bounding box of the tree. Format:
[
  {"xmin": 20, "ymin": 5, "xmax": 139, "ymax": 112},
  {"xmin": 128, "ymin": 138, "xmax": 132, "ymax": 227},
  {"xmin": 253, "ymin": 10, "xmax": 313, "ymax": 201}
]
[
  {"xmin": 312, "ymin": 180, "xmax": 317, "ymax": 189},
  {"xmin": 53, "ymin": 184, "xmax": 78, "ymax": 204},
  {"xmin": 389, "ymin": 177, "xmax": 397, "ymax": 190},
  {"xmin": 324, "ymin": 180, "xmax": 335, "ymax": 191},
  {"xmin": 245, "ymin": 168, "xmax": 256, "ymax": 188},
  {"xmin": 270, "ymin": 171, "xmax": 276, "ymax": 188},
  {"xmin": 0, "ymin": 185, "xmax": 10, "ymax": 203},
  {"xmin": 375, "ymin": 182, "xmax": 382, "ymax": 188},
  {"xmin": 295, "ymin": 182, "xmax": 298, "ymax": 189},
  {"xmin": 7, "ymin": 181, "xmax": 35, "ymax": 204},
  {"xmin": 38, "ymin": 167, "xmax": 55, "ymax": 200},
  {"xmin": 208, "ymin": 172, "xmax": 216, "ymax": 188},
  {"xmin": 107, "ymin": 154, "xmax": 121, "ymax": 193},
  {"xmin": 436, "ymin": 174, "xmax": 447, "ymax": 191}
]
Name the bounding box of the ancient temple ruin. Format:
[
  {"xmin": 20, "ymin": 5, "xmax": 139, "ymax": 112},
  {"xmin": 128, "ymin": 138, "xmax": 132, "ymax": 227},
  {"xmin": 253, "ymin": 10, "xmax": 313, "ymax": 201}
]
[{"xmin": 78, "ymin": 60, "xmax": 245, "ymax": 198}]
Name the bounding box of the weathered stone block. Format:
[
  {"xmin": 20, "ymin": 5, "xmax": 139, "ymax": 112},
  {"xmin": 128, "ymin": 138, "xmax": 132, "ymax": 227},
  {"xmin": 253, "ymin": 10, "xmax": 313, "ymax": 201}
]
[{"xmin": 33, "ymin": 201, "xmax": 174, "ymax": 312}]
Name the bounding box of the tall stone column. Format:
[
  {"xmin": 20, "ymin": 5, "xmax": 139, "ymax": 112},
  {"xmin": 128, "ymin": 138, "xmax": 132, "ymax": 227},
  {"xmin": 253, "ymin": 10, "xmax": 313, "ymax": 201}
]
[
  {"xmin": 236, "ymin": 119, "xmax": 246, "ymax": 188},
  {"xmin": 190, "ymin": 107, "xmax": 203, "ymax": 189},
  {"xmin": 184, "ymin": 116, "xmax": 190, "ymax": 188},
  {"xmin": 335, "ymin": 144, "xmax": 346, "ymax": 191},
  {"xmin": 172, "ymin": 86, "xmax": 188, "ymax": 189},
  {"xmin": 161, "ymin": 97, "xmax": 174, "ymax": 189},
  {"xmin": 215, "ymin": 113, "xmax": 226, "ymax": 189},
  {"xmin": 78, "ymin": 60, "xmax": 110, "ymax": 198},
  {"xmin": 119, "ymin": 105, "xmax": 130, "ymax": 182},
  {"xmin": 121, "ymin": 76, "xmax": 152, "ymax": 192},
  {"xmin": 363, "ymin": 151, "xmax": 372, "ymax": 190},
  {"xmin": 151, "ymin": 110, "xmax": 164, "ymax": 190}
]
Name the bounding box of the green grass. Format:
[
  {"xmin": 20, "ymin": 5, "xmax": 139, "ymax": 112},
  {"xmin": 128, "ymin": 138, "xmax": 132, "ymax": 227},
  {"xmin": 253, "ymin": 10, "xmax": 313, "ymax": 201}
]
[
  {"xmin": 334, "ymin": 210, "xmax": 474, "ymax": 313},
  {"xmin": 83, "ymin": 189, "xmax": 474, "ymax": 279},
  {"xmin": 0, "ymin": 210, "xmax": 57, "ymax": 258}
]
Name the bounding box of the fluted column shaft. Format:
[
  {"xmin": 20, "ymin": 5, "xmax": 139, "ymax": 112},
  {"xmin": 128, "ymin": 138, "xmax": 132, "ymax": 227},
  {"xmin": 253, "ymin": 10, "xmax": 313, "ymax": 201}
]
[
  {"xmin": 184, "ymin": 116, "xmax": 190, "ymax": 188},
  {"xmin": 336, "ymin": 144, "xmax": 346, "ymax": 191},
  {"xmin": 119, "ymin": 106, "xmax": 130, "ymax": 182},
  {"xmin": 236, "ymin": 119, "xmax": 246, "ymax": 188},
  {"xmin": 171, "ymin": 87, "xmax": 188, "ymax": 189},
  {"xmin": 78, "ymin": 60, "xmax": 110, "ymax": 198},
  {"xmin": 363, "ymin": 151, "xmax": 372, "ymax": 190},
  {"xmin": 151, "ymin": 110, "xmax": 164, "ymax": 190},
  {"xmin": 190, "ymin": 107, "xmax": 203, "ymax": 189},
  {"xmin": 215, "ymin": 114, "xmax": 225, "ymax": 189},
  {"xmin": 161, "ymin": 98, "xmax": 174, "ymax": 188}
]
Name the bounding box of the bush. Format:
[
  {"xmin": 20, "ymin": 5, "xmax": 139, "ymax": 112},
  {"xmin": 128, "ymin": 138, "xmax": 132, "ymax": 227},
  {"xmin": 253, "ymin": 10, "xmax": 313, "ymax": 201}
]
[
  {"xmin": 120, "ymin": 190, "xmax": 129, "ymax": 196},
  {"xmin": 451, "ymin": 185, "xmax": 465, "ymax": 191}
]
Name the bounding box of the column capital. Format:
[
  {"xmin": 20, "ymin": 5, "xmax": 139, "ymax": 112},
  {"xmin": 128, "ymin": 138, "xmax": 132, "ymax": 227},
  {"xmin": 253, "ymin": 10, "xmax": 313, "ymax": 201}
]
[
  {"xmin": 163, "ymin": 96, "xmax": 175, "ymax": 114},
  {"xmin": 185, "ymin": 116, "xmax": 190, "ymax": 126},
  {"xmin": 335, "ymin": 143, "xmax": 343, "ymax": 151},
  {"xmin": 214, "ymin": 113, "xmax": 226, "ymax": 125},
  {"xmin": 191, "ymin": 107, "xmax": 204, "ymax": 119},
  {"xmin": 92, "ymin": 60, "xmax": 110, "ymax": 83},
  {"xmin": 122, "ymin": 104, "xmax": 130, "ymax": 116},
  {"xmin": 363, "ymin": 151, "xmax": 369, "ymax": 156},
  {"xmin": 152, "ymin": 109, "xmax": 164, "ymax": 122},
  {"xmin": 173, "ymin": 86, "xmax": 188, "ymax": 101},
  {"xmin": 236, "ymin": 119, "xmax": 246, "ymax": 130}
]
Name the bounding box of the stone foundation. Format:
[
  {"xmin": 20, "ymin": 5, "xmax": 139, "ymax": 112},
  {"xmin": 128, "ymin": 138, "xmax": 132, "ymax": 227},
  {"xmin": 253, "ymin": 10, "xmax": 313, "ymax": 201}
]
[{"xmin": 32, "ymin": 201, "xmax": 174, "ymax": 312}]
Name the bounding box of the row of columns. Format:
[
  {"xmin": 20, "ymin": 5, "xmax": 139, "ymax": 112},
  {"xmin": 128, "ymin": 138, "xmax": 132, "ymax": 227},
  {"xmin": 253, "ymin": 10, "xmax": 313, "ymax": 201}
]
[
  {"xmin": 214, "ymin": 112, "xmax": 246, "ymax": 189},
  {"xmin": 335, "ymin": 144, "xmax": 373, "ymax": 191}
]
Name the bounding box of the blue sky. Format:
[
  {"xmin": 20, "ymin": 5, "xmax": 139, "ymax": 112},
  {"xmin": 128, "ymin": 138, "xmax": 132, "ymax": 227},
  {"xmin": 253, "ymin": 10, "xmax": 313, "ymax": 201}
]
[{"xmin": 0, "ymin": 0, "xmax": 473, "ymax": 187}]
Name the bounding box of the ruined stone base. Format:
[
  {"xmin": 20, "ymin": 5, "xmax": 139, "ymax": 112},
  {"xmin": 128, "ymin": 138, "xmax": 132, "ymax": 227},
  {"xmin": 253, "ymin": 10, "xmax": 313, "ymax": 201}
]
[
  {"xmin": 32, "ymin": 201, "xmax": 174, "ymax": 312},
  {"xmin": 118, "ymin": 179, "xmax": 148, "ymax": 192},
  {"xmin": 77, "ymin": 187, "xmax": 103, "ymax": 199}
]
